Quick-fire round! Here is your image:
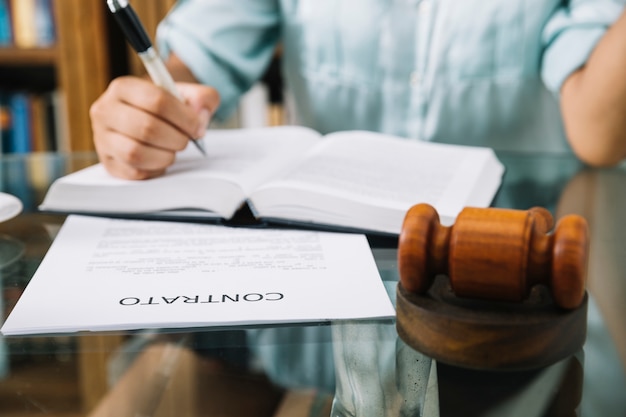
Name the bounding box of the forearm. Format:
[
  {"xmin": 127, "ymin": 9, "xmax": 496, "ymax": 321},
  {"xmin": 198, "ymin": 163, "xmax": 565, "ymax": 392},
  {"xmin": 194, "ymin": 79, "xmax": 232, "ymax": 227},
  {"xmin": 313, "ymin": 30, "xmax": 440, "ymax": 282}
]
[
  {"xmin": 165, "ymin": 53, "xmax": 200, "ymax": 84},
  {"xmin": 561, "ymin": 9, "xmax": 626, "ymax": 166}
]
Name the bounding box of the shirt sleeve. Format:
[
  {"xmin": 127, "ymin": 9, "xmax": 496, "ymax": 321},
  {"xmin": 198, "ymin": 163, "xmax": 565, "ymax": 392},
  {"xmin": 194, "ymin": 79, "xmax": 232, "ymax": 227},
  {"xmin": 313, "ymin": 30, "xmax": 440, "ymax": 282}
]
[
  {"xmin": 541, "ymin": 0, "xmax": 625, "ymax": 95},
  {"xmin": 156, "ymin": 0, "xmax": 281, "ymax": 120}
]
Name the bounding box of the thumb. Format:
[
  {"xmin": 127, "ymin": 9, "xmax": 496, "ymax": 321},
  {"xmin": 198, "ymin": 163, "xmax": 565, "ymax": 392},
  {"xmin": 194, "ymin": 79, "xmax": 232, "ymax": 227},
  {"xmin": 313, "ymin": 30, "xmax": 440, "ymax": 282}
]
[{"xmin": 177, "ymin": 82, "xmax": 221, "ymax": 136}]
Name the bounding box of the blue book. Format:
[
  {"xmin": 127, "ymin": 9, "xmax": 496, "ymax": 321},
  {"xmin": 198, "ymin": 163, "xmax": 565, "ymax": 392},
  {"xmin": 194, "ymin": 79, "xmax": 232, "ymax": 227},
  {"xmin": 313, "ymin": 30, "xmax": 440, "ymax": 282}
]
[
  {"xmin": 8, "ymin": 93, "xmax": 32, "ymax": 154},
  {"xmin": 0, "ymin": 0, "xmax": 12, "ymax": 46},
  {"xmin": 34, "ymin": 0, "xmax": 54, "ymax": 46}
]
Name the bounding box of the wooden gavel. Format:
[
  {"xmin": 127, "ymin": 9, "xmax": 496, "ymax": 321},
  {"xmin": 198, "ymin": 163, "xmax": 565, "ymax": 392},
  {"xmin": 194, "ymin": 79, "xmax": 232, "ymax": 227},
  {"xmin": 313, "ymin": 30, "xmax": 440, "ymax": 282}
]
[{"xmin": 398, "ymin": 204, "xmax": 589, "ymax": 309}]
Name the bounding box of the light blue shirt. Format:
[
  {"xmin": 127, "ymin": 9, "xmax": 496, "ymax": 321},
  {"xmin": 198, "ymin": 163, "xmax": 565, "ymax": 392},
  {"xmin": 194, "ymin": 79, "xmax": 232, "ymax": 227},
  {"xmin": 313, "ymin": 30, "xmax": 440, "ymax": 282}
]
[{"xmin": 157, "ymin": 0, "xmax": 624, "ymax": 153}]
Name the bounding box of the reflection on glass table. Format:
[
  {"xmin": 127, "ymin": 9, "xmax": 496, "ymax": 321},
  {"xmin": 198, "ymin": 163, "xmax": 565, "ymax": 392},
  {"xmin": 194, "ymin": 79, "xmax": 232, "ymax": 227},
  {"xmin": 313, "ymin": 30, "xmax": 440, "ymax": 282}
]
[{"xmin": 0, "ymin": 151, "xmax": 623, "ymax": 417}]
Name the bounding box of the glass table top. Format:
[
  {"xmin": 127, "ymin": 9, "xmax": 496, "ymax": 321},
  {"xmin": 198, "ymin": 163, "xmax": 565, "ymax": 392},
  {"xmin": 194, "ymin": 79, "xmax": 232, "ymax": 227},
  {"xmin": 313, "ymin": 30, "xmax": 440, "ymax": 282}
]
[{"xmin": 0, "ymin": 151, "xmax": 624, "ymax": 417}]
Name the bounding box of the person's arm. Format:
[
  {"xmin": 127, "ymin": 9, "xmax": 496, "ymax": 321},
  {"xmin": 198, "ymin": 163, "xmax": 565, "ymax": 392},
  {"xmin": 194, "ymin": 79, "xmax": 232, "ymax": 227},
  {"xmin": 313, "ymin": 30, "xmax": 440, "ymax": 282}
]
[
  {"xmin": 156, "ymin": 0, "xmax": 281, "ymax": 121},
  {"xmin": 561, "ymin": 9, "xmax": 626, "ymax": 167},
  {"xmin": 165, "ymin": 53, "xmax": 200, "ymax": 84}
]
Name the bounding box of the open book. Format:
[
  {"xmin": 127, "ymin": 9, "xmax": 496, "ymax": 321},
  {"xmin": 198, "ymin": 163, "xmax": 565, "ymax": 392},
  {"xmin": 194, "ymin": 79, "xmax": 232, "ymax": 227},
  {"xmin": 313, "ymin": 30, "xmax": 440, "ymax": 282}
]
[{"xmin": 40, "ymin": 126, "xmax": 505, "ymax": 236}]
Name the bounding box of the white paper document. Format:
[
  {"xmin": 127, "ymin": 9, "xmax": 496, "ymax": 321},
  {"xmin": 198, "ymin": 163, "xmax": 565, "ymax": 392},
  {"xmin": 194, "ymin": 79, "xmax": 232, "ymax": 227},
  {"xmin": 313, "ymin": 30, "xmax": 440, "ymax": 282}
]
[{"xmin": 1, "ymin": 215, "xmax": 395, "ymax": 336}]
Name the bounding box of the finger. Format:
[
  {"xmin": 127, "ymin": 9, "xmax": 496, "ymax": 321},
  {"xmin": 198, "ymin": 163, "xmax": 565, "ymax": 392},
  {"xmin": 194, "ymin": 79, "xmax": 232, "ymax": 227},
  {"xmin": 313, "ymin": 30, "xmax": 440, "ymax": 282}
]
[
  {"xmin": 100, "ymin": 155, "xmax": 166, "ymax": 180},
  {"xmin": 177, "ymin": 83, "xmax": 221, "ymax": 114},
  {"xmin": 95, "ymin": 99, "xmax": 189, "ymax": 152},
  {"xmin": 94, "ymin": 129, "xmax": 177, "ymax": 176},
  {"xmin": 177, "ymin": 83, "xmax": 221, "ymax": 136},
  {"xmin": 107, "ymin": 76, "xmax": 205, "ymax": 139}
]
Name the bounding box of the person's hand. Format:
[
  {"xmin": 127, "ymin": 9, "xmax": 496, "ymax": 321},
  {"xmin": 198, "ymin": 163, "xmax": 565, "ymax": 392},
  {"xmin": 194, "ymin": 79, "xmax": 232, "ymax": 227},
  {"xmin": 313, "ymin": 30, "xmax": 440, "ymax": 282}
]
[{"xmin": 90, "ymin": 76, "xmax": 220, "ymax": 179}]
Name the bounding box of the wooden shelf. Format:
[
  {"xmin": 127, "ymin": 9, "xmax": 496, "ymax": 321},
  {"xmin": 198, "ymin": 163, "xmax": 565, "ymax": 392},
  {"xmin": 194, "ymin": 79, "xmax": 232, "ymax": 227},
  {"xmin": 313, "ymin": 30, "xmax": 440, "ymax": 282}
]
[
  {"xmin": 0, "ymin": 2, "xmax": 111, "ymax": 152},
  {"xmin": 54, "ymin": 0, "xmax": 110, "ymax": 151},
  {"xmin": 0, "ymin": 47, "xmax": 58, "ymax": 66}
]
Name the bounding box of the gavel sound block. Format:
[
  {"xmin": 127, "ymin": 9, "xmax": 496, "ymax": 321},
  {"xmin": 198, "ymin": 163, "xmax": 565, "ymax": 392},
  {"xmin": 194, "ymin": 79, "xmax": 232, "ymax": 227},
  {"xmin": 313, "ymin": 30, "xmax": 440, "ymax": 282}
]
[{"xmin": 396, "ymin": 204, "xmax": 589, "ymax": 370}]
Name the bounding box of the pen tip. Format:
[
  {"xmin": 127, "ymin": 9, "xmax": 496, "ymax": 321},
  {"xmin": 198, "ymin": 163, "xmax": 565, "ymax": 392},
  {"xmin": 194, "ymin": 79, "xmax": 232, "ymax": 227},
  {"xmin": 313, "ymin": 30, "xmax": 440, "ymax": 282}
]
[{"xmin": 192, "ymin": 138, "xmax": 207, "ymax": 156}]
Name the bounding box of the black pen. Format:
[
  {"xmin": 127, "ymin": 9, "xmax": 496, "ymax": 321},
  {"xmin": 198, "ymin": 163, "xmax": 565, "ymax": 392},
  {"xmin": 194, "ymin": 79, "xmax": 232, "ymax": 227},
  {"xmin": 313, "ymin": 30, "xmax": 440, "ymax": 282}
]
[{"xmin": 106, "ymin": 0, "xmax": 207, "ymax": 156}]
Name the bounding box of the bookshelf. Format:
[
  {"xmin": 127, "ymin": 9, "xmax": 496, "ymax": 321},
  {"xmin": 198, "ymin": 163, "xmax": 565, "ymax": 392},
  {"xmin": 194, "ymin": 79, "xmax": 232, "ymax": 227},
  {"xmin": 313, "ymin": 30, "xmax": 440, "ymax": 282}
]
[
  {"xmin": 0, "ymin": 1, "xmax": 182, "ymax": 153},
  {"xmin": 0, "ymin": 0, "xmax": 111, "ymax": 152},
  {"xmin": 0, "ymin": 47, "xmax": 57, "ymax": 65}
]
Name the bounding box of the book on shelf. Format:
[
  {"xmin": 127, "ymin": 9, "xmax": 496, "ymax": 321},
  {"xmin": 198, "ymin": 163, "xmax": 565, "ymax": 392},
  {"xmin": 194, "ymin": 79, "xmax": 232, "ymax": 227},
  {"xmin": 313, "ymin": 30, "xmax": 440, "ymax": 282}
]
[
  {"xmin": 33, "ymin": 0, "xmax": 54, "ymax": 46},
  {"xmin": 0, "ymin": 0, "xmax": 12, "ymax": 46},
  {"xmin": 28, "ymin": 93, "xmax": 47, "ymax": 151},
  {"xmin": 7, "ymin": 92, "xmax": 31, "ymax": 153},
  {"xmin": 8, "ymin": 0, "xmax": 54, "ymax": 48},
  {"xmin": 26, "ymin": 91, "xmax": 56, "ymax": 152},
  {"xmin": 9, "ymin": 0, "xmax": 37, "ymax": 48},
  {"xmin": 0, "ymin": 90, "xmax": 59, "ymax": 153},
  {"xmin": 50, "ymin": 90, "xmax": 69, "ymax": 152},
  {"xmin": 40, "ymin": 126, "xmax": 505, "ymax": 236}
]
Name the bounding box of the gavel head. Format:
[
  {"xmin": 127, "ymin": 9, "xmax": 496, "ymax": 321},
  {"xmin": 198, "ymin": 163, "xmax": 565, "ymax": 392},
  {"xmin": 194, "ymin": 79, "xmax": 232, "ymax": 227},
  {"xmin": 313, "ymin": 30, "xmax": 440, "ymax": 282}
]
[{"xmin": 398, "ymin": 204, "xmax": 589, "ymax": 309}]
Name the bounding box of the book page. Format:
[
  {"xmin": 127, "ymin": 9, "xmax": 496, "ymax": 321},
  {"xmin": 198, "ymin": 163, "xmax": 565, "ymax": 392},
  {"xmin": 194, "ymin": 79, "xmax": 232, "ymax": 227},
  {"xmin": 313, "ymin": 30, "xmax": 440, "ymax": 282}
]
[
  {"xmin": 250, "ymin": 131, "xmax": 504, "ymax": 232},
  {"xmin": 174, "ymin": 126, "xmax": 321, "ymax": 194},
  {"xmin": 1, "ymin": 215, "xmax": 395, "ymax": 335},
  {"xmin": 39, "ymin": 126, "xmax": 321, "ymax": 218},
  {"xmin": 274, "ymin": 144, "xmax": 456, "ymax": 206}
]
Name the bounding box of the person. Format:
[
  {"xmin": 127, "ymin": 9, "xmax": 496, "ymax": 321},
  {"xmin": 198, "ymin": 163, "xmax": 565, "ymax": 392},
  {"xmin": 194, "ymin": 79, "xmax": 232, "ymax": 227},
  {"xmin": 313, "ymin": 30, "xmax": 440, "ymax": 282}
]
[{"xmin": 90, "ymin": 0, "xmax": 626, "ymax": 180}]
